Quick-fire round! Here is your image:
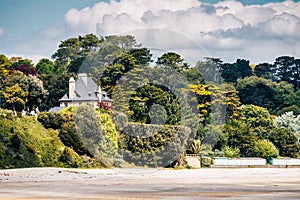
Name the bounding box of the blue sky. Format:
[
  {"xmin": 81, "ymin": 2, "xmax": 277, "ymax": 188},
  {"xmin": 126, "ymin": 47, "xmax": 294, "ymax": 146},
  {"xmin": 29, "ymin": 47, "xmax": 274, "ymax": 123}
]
[{"xmin": 0, "ymin": 0, "xmax": 300, "ymax": 64}]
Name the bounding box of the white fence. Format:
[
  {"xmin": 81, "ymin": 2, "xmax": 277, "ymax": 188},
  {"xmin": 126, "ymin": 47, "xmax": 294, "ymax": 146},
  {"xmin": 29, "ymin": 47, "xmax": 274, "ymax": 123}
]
[
  {"xmin": 213, "ymin": 157, "xmax": 266, "ymax": 166},
  {"xmin": 270, "ymin": 158, "xmax": 300, "ymax": 166}
]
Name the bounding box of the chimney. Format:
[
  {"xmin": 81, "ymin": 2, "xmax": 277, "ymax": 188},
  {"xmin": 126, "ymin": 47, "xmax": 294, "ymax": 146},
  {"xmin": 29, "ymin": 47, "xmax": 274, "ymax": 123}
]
[
  {"xmin": 69, "ymin": 77, "xmax": 75, "ymax": 99},
  {"xmin": 78, "ymin": 73, "xmax": 88, "ymax": 86}
]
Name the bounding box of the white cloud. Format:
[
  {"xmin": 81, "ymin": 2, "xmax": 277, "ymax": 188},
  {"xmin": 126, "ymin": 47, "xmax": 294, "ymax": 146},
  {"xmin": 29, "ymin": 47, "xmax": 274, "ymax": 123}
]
[
  {"xmin": 259, "ymin": 12, "xmax": 300, "ymax": 38},
  {"xmin": 36, "ymin": 0, "xmax": 300, "ymax": 63},
  {"xmin": 0, "ymin": 27, "xmax": 4, "ymax": 36}
]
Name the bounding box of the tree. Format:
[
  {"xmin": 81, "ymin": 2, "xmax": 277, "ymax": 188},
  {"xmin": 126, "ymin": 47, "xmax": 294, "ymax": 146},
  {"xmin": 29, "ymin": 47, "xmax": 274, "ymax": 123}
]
[
  {"xmin": 275, "ymin": 111, "xmax": 300, "ymax": 139},
  {"xmin": 79, "ymin": 33, "xmax": 101, "ymax": 52},
  {"xmin": 236, "ymin": 76, "xmax": 296, "ymax": 114},
  {"xmin": 224, "ymin": 119, "xmax": 258, "ymax": 157},
  {"xmin": 39, "ymin": 74, "xmax": 69, "ymax": 111},
  {"xmin": 36, "ymin": 58, "xmax": 56, "ymax": 75},
  {"xmin": 197, "ymin": 57, "xmax": 223, "ymax": 84},
  {"xmin": 188, "ymin": 83, "xmax": 240, "ymax": 123},
  {"xmin": 25, "ymin": 75, "xmax": 47, "ymax": 112},
  {"xmin": 1, "ymin": 84, "xmax": 28, "ymax": 113},
  {"xmin": 9, "ymin": 59, "xmax": 36, "ymax": 76},
  {"xmin": 100, "ymin": 53, "xmax": 138, "ymax": 95},
  {"xmin": 266, "ymin": 127, "xmax": 300, "ymax": 157},
  {"xmin": 272, "ymin": 56, "xmax": 299, "ymax": 88},
  {"xmin": 129, "ymin": 48, "xmax": 153, "ymax": 66},
  {"xmin": 129, "ymin": 84, "xmax": 181, "ymax": 125},
  {"xmin": 156, "ymin": 52, "xmax": 189, "ymax": 72},
  {"xmin": 105, "ymin": 35, "xmax": 138, "ymax": 50},
  {"xmin": 240, "ymin": 104, "xmax": 273, "ymax": 129},
  {"xmin": 254, "ymin": 62, "xmax": 274, "ymax": 80},
  {"xmin": 220, "ymin": 59, "xmax": 252, "ymax": 83},
  {"xmin": 74, "ymin": 104, "xmax": 103, "ymax": 157},
  {"xmin": 0, "ymin": 54, "xmax": 11, "ymax": 82},
  {"xmin": 1, "ymin": 71, "xmax": 47, "ymax": 112},
  {"xmin": 52, "ymin": 37, "xmax": 81, "ymax": 73}
]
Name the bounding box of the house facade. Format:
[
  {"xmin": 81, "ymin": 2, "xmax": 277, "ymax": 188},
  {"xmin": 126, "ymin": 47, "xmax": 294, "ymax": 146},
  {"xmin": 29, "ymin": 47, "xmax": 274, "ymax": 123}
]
[{"xmin": 58, "ymin": 73, "xmax": 112, "ymax": 109}]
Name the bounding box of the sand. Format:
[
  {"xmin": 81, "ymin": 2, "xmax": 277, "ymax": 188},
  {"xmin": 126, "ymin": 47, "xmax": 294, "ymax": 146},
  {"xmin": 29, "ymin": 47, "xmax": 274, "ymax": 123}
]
[{"xmin": 0, "ymin": 167, "xmax": 300, "ymax": 199}]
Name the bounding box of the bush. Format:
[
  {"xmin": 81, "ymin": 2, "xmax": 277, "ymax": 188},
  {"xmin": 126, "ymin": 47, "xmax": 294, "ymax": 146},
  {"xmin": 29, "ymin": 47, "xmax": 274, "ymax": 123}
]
[
  {"xmin": 222, "ymin": 146, "xmax": 240, "ymax": 158},
  {"xmin": 267, "ymin": 127, "xmax": 300, "ymax": 157},
  {"xmin": 59, "ymin": 147, "xmax": 82, "ymax": 168},
  {"xmin": 118, "ymin": 123, "xmax": 191, "ymax": 167},
  {"xmin": 200, "ymin": 156, "xmax": 212, "ymax": 167},
  {"xmin": 252, "ymin": 139, "xmax": 279, "ymax": 159},
  {"xmin": 59, "ymin": 122, "xmax": 86, "ymax": 155},
  {"xmin": 38, "ymin": 112, "xmax": 66, "ymax": 129}
]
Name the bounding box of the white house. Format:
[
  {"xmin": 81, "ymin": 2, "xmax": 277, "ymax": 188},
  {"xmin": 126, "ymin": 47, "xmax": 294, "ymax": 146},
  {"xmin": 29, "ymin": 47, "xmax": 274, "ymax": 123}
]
[{"xmin": 57, "ymin": 73, "xmax": 112, "ymax": 110}]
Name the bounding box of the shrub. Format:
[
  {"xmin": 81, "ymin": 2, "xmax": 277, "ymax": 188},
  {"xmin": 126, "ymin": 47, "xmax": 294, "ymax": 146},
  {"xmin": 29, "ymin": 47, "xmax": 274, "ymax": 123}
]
[
  {"xmin": 200, "ymin": 156, "xmax": 212, "ymax": 167},
  {"xmin": 222, "ymin": 146, "xmax": 240, "ymax": 158},
  {"xmin": 59, "ymin": 122, "xmax": 86, "ymax": 155},
  {"xmin": 267, "ymin": 127, "xmax": 300, "ymax": 157},
  {"xmin": 252, "ymin": 139, "xmax": 279, "ymax": 159},
  {"xmin": 38, "ymin": 112, "xmax": 66, "ymax": 129},
  {"xmin": 59, "ymin": 147, "xmax": 82, "ymax": 168}
]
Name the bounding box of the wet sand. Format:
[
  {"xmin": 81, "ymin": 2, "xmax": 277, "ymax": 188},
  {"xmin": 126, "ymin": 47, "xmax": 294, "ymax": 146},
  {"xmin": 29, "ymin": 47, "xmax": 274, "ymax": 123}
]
[{"xmin": 0, "ymin": 167, "xmax": 300, "ymax": 199}]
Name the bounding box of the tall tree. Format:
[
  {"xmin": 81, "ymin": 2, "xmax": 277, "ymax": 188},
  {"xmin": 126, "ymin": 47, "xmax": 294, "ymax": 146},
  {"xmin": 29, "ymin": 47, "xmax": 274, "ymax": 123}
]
[
  {"xmin": 156, "ymin": 52, "xmax": 189, "ymax": 72},
  {"xmin": 197, "ymin": 57, "xmax": 223, "ymax": 84},
  {"xmin": 254, "ymin": 62, "xmax": 274, "ymax": 80},
  {"xmin": 129, "ymin": 48, "xmax": 153, "ymax": 66},
  {"xmin": 236, "ymin": 76, "xmax": 296, "ymax": 114},
  {"xmin": 220, "ymin": 59, "xmax": 252, "ymax": 83},
  {"xmin": 36, "ymin": 58, "xmax": 56, "ymax": 75}
]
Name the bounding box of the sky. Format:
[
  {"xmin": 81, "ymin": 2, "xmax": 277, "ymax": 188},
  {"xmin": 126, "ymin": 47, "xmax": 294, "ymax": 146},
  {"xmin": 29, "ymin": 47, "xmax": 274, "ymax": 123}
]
[{"xmin": 0, "ymin": 0, "xmax": 300, "ymax": 64}]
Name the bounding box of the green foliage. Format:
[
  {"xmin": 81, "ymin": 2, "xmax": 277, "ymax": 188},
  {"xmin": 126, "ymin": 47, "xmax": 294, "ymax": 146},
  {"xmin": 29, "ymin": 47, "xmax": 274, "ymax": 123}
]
[
  {"xmin": 221, "ymin": 146, "xmax": 240, "ymax": 158},
  {"xmin": 129, "ymin": 84, "xmax": 181, "ymax": 125},
  {"xmin": 272, "ymin": 56, "xmax": 300, "ymax": 89},
  {"xmin": 266, "ymin": 127, "xmax": 300, "ymax": 158},
  {"xmin": 200, "ymin": 156, "xmax": 212, "ymax": 168},
  {"xmin": 1, "ymin": 71, "xmax": 47, "ymax": 112},
  {"xmin": 36, "ymin": 58, "xmax": 56, "ymax": 75},
  {"xmin": 59, "ymin": 147, "xmax": 83, "ymax": 168},
  {"xmin": 98, "ymin": 110, "xmax": 118, "ymax": 154},
  {"xmin": 254, "ymin": 62, "xmax": 274, "ymax": 80},
  {"xmin": 118, "ymin": 118, "xmax": 191, "ymax": 167},
  {"xmin": 224, "ymin": 119, "xmax": 258, "ymax": 157},
  {"xmin": 241, "ymin": 105, "xmax": 273, "ymax": 129},
  {"xmin": 37, "ymin": 112, "xmax": 66, "ymax": 129},
  {"xmin": 1, "ymin": 84, "xmax": 28, "ymax": 112},
  {"xmin": 39, "ymin": 73, "xmax": 70, "ymax": 111},
  {"xmin": 74, "ymin": 104, "xmax": 102, "ymax": 154},
  {"xmin": 236, "ymin": 76, "xmax": 296, "ymax": 114},
  {"xmin": 59, "ymin": 121, "xmax": 86, "ymax": 155},
  {"xmin": 0, "ymin": 114, "xmax": 72, "ymax": 168},
  {"xmin": 156, "ymin": 52, "xmax": 189, "ymax": 72},
  {"xmin": 129, "ymin": 48, "xmax": 153, "ymax": 65},
  {"xmin": 276, "ymin": 105, "xmax": 300, "ymax": 116},
  {"xmin": 188, "ymin": 83, "xmax": 241, "ymax": 122},
  {"xmin": 196, "ymin": 57, "xmax": 223, "ymax": 84},
  {"xmin": 252, "ymin": 139, "xmax": 279, "ymax": 159},
  {"xmin": 220, "ymin": 59, "xmax": 252, "ymax": 83},
  {"xmin": 187, "ymin": 139, "xmax": 201, "ymax": 154}
]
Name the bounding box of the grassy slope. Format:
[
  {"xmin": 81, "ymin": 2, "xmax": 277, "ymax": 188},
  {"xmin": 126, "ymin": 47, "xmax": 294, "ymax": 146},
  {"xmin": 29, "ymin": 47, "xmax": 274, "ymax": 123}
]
[{"xmin": 0, "ymin": 115, "xmax": 68, "ymax": 169}]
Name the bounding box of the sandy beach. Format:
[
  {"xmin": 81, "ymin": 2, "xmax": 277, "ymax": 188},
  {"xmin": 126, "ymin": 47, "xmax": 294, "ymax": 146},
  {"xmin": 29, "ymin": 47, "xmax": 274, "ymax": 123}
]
[{"xmin": 0, "ymin": 167, "xmax": 300, "ymax": 199}]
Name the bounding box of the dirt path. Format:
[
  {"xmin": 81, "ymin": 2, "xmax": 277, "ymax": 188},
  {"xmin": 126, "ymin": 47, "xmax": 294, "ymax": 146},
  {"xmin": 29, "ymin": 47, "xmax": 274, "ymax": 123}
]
[{"xmin": 0, "ymin": 168, "xmax": 300, "ymax": 199}]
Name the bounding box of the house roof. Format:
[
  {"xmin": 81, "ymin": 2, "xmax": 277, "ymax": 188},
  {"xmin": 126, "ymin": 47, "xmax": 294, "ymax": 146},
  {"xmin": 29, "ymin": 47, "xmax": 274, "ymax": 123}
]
[{"xmin": 59, "ymin": 74, "xmax": 112, "ymax": 102}]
